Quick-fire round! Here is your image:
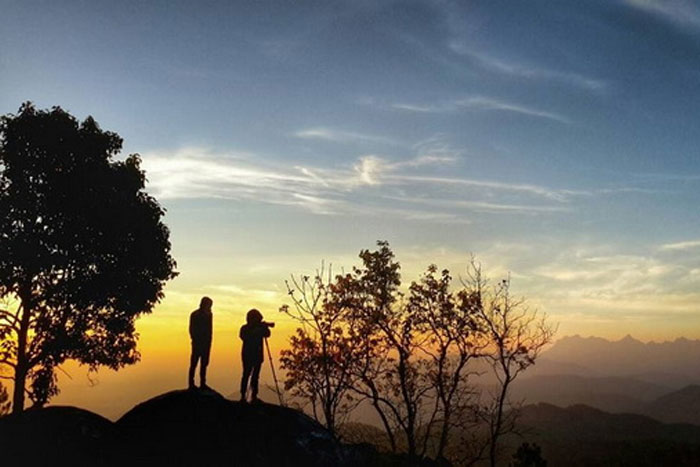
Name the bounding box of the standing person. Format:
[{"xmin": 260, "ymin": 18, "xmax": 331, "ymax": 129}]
[
  {"xmin": 188, "ymin": 296, "xmax": 213, "ymax": 389},
  {"xmin": 239, "ymin": 308, "xmax": 273, "ymax": 402}
]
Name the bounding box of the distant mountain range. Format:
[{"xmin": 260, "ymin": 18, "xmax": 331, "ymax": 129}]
[
  {"xmin": 509, "ymin": 374, "xmax": 668, "ymax": 413},
  {"xmin": 538, "ymin": 335, "xmax": 700, "ymax": 386},
  {"xmin": 506, "ymin": 335, "xmax": 700, "ymax": 426}
]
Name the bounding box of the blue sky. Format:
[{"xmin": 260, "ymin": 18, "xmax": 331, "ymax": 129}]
[{"xmin": 3, "ymin": 0, "xmax": 700, "ymax": 342}]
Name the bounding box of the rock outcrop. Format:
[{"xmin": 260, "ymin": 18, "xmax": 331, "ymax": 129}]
[{"xmin": 0, "ymin": 389, "xmax": 445, "ymax": 466}]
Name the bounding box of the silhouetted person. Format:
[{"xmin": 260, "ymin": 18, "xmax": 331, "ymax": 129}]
[
  {"xmin": 239, "ymin": 308, "xmax": 272, "ymax": 402},
  {"xmin": 189, "ymin": 296, "xmax": 213, "ymax": 389}
]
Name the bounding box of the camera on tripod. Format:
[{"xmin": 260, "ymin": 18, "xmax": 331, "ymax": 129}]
[{"xmin": 262, "ymin": 321, "xmax": 275, "ymax": 328}]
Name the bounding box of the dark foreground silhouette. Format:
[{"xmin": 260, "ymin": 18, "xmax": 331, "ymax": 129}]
[
  {"xmin": 239, "ymin": 308, "xmax": 272, "ymax": 402},
  {"xmin": 0, "ymin": 388, "xmax": 444, "ymax": 467},
  {"xmin": 188, "ymin": 297, "xmax": 213, "ymax": 389}
]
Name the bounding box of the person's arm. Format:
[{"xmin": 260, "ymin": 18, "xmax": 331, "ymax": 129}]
[
  {"xmin": 189, "ymin": 313, "xmax": 194, "ymax": 340},
  {"xmin": 263, "ymin": 326, "xmax": 271, "ymax": 338},
  {"xmin": 206, "ymin": 313, "xmax": 213, "ymax": 342},
  {"xmin": 239, "ymin": 325, "xmax": 246, "ymax": 340}
]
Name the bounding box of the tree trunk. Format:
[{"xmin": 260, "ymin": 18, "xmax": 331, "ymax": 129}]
[
  {"xmin": 398, "ymin": 355, "xmax": 417, "ymax": 459},
  {"xmin": 437, "ymin": 403, "xmax": 450, "ymax": 457},
  {"xmin": 372, "ymin": 397, "xmax": 397, "ymax": 452},
  {"xmin": 11, "ymin": 363, "xmax": 26, "ymax": 414},
  {"xmin": 489, "ymin": 378, "xmax": 510, "ymax": 467},
  {"xmin": 11, "ymin": 301, "xmax": 30, "ymax": 414}
]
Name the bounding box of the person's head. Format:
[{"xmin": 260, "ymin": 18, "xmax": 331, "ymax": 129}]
[
  {"xmin": 200, "ymin": 296, "xmax": 213, "ymax": 312},
  {"xmin": 246, "ymin": 308, "xmax": 263, "ymax": 324}
]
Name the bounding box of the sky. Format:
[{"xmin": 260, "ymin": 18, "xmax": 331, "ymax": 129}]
[{"xmin": 3, "ymin": 0, "xmax": 700, "ymax": 418}]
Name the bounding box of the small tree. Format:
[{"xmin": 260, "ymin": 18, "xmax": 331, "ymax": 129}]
[
  {"xmin": 0, "ymin": 103, "xmax": 177, "ymax": 413},
  {"xmin": 510, "ymin": 442, "xmax": 547, "ymax": 467},
  {"xmin": 409, "ymin": 265, "xmax": 486, "ymax": 459},
  {"xmin": 333, "ymin": 242, "xmax": 431, "ymax": 457},
  {"xmin": 279, "ymin": 266, "xmax": 357, "ymax": 436},
  {"xmin": 463, "ymin": 262, "xmax": 555, "ymax": 467}
]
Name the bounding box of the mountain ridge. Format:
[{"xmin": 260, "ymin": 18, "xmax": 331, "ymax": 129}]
[{"xmin": 540, "ymin": 335, "xmax": 700, "ymax": 386}]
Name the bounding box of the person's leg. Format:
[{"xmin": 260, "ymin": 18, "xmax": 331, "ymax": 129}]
[
  {"xmin": 240, "ymin": 360, "xmax": 252, "ymax": 401},
  {"xmin": 200, "ymin": 347, "xmax": 210, "ymax": 388},
  {"xmin": 250, "ymin": 361, "xmax": 262, "ymax": 401},
  {"xmin": 188, "ymin": 345, "xmax": 199, "ymax": 388}
]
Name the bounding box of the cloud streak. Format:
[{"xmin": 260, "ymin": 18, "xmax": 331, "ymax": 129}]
[
  {"xmin": 294, "ymin": 127, "xmax": 399, "ymax": 146},
  {"xmin": 385, "ymin": 195, "xmax": 570, "ymax": 214},
  {"xmin": 390, "ymin": 96, "xmax": 570, "ymax": 123},
  {"xmin": 449, "ymin": 45, "xmax": 607, "ymax": 92},
  {"xmin": 660, "ymin": 239, "xmax": 700, "ymax": 251},
  {"xmin": 140, "ymin": 147, "xmax": 584, "ymax": 220},
  {"xmin": 389, "ymin": 174, "xmax": 570, "ymax": 201},
  {"xmin": 624, "ymin": 0, "xmax": 700, "ymax": 28}
]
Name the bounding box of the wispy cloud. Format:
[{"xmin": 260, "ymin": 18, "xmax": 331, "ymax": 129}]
[
  {"xmin": 385, "ymin": 195, "xmax": 570, "ymax": 214},
  {"xmin": 389, "ymin": 174, "xmax": 571, "ymax": 201},
  {"xmin": 624, "ymin": 0, "xmax": 700, "ymax": 28},
  {"xmin": 449, "ymin": 44, "xmax": 607, "ymax": 92},
  {"xmin": 660, "ymin": 239, "xmax": 700, "ymax": 251},
  {"xmin": 411, "ymin": 135, "xmax": 464, "ymax": 165},
  {"xmin": 390, "ymin": 96, "xmax": 570, "ymax": 123},
  {"xmin": 633, "ymin": 172, "xmax": 700, "ymax": 182},
  {"xmin": 294, "ymin": 127, "xmax": 398, "ymax": 145},
  {"xmin": 140, "ymin": 147, "xmax": 581, "ymax": 220},
  {"xmin": 519, "ymin": 246, "xmax": 700, "ymax": 326},
  {"xmin": 457, "ymin": 97, "xmax": 571, "ymax": 123},
  {"xmin": 392, "ymin": 240, "xmax": 700, "ymax": 335}
]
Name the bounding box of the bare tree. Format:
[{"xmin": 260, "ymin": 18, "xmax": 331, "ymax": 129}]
[
  {"xmin": 279, "ymin": 265, "xmax": 357, "ymax": 436},
  {"xmin": 462, "ymin": 261, "xmax": 556, "ymax": 467}
]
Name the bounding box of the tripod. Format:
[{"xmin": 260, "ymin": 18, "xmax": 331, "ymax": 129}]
[{"xmin": 265, "ymin": 336, "xmax": 285, "ymax": 406}]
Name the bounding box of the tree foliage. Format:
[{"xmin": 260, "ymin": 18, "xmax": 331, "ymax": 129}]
[
  {"xmin": 0, "ymin": 103, "xmax": 177, "ymax": 413},
  {"xmin": 0, "ymin": 382, "xmax": 9, "ymax": 416},
  {"xmin": 510, "ymin": 442, "xmax": 547, "ymax": 467},
  {"xmin": 280, "ymin": 241, "xmax": 555, "ymax": 465},
  {"xmin": 279, "ymin": 266, "xmax": 357, "ymax": 435}
]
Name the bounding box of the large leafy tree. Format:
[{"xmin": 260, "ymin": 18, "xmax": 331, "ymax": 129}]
[{"xmin": 0, "ymin": 103, "xmax": 177, "ymax": 413}]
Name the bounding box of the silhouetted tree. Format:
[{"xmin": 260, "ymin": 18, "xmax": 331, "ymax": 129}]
[
  {"xmin": 332, "ymin": 242, "xmax": 434, "ymax": 457},
  {"xmin": 0, "ymin": 103, "xmax": 177, "ymax": 413},
  {"xmin": 279, "ymin": 265, "xmax": 357, "ymax": 436},
  {"xmin": 462, "ymin": 261, "xmax": 555, "ymax": 467},
  {"xmin": 0, "ymin": 382, "xmax": 9, "ymax": 415},
  {"xmin": 279, "ymin": 243, "xmax": 555, "ymax": 465},
  {"xmin": 409, "ymin": 265, "xmax": 486, "ymax": 459},
  {"xmin": 510, "ymin": 442, "xmax": 547, "ymax": 467}
]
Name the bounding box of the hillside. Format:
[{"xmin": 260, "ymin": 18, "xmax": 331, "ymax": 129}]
[
  {"xmin": 0, "ymin": 406, "xmax": 119, "ymax": 465},
  {"xmin": 511, "ymin": 403, "xmax": 700, "ymax": 466},
  {"xmin": 644, "ymin": 385, "xmax": 700, "ymax": 425},
  {"xmin": 0, "ymin": 389, "xmax": 441, "ymax": 467},
  {"xmin": 509, "ymin": 374, "xmax": 669, "ymax": 413}
]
